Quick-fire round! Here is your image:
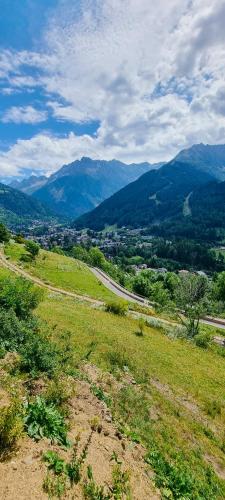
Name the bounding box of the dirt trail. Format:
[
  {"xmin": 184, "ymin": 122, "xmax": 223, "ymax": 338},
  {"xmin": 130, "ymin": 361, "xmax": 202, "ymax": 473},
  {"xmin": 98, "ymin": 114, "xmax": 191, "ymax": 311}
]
[{"xmin": 0, "ymin": 252, "xmax": 103, "ymax": 307}]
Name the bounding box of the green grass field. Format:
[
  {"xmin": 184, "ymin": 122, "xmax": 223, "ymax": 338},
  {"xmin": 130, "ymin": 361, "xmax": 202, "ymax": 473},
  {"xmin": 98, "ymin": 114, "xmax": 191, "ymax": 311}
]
[
  {"xmin": 37, "ymin": 293, "xmax": 225, "ymax": 497},
  {"xmin": 4, "ymin": 242, "xmax": 115, "ymax": 301}
]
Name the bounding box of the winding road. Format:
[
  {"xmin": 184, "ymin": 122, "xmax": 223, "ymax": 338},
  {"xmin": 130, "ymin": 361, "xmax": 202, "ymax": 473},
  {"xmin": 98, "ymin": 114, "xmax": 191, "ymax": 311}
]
[{"xmin": 0, "ymin": 250, "xmax": 225, "ymax": 343}]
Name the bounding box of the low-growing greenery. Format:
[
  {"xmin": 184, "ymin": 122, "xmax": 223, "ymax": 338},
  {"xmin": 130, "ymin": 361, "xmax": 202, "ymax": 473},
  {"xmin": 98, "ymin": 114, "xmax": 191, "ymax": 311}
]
[
  {"xmin": 24, "ymin": 396, "xmax": 69, "ymax": 446},
  {"xmin": 105, "ymin": 300, "xmax": 128, "ymax": 316}
]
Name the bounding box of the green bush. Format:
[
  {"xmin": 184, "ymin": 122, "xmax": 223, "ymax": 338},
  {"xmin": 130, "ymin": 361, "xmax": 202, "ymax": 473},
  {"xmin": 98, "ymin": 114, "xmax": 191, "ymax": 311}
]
[
  {"xmin": 0, "ymin": 308, "xmax": 28, "ymax": 352},
  {"xmin": 20, "ymin": 330, "xmax": 59, "ymax": 377},
  {"xmin": 0, "ymin": 223, "xmax": 10, "ymax": 243},
  {"xmin": 105, "ymin": 301, "xmax": 128, "ymax": 316},
  {"xmin": 0, "ymin": 399, "xmax": 24, "ymax": 455},
  {"xmin": 0, "ymin": 276, "xmax": 43, "ymax": 320},
  {"xmin": 194, "ymin": 331, "xmax": 212, "ymax": 349},
  {"xmin": 25, "ymin": 240, "xmax": 40, "ymax": 260},
  {"xmin": 24, "ymin": 396, "xmax": 69, "ymax": 446}
]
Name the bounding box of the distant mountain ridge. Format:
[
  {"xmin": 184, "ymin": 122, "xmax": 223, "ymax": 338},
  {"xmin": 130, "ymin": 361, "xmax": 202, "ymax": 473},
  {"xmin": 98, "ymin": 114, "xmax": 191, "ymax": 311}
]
[
  {"xmin": 32, "ymin": 157, "xmax": 162, "ymax": 218},
  {"xmin": 74, "ymin": 144, "xmax": 225, "ymax": 241},
  {"xmin": 175, "ymin": 143, "xmax": 225, "ymax": 180},
  {"xmin": 10, "ymin": 175, "xmax": 47, "ymax": 195},
  {"xmin": 0, "ymin": 182, "xmax": 52, "ymax": 227}
]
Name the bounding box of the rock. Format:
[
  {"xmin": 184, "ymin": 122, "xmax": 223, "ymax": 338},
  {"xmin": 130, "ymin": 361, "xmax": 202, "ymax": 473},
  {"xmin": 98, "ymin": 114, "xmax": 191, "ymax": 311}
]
[
  {"xmin": 105, "ymin": 415, "xmax": 112, "ymax": 423},
  {"xmin": 22, "ymin": 456, "xmax": 34, "ymax": 465}
]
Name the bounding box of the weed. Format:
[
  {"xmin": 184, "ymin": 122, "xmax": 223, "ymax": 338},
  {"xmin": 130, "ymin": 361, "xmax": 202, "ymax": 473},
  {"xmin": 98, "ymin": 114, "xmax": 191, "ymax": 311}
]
[
  {"xmin": 145, "ymin": 448, "xmax": 221, "ymax": 500},
  {"xmin": 204, "ymin": 400, "xmax": 222, "ymax": 418},
  {"xmin": 83, "ymin": 465, "xmax": 111, "ymax": 499},
  {"xmin": 83, "ymin": 457, "xmax": 131, "ymax": 500},
  {"xmin": 91, "ymin": 383, "xmax": 111, "ymax": 406},
  {"xmin": 43, "ymin": 432, "xmax": 93, "ymax": 497},
  {"xmin": 24, "ymin": 396, "xmax": 69, "ymax": 446},
  {"xmin": 111, "ymin": 463, "xmax": 131, "ymax": 499},
  {"xmin": 43, "ymin": 472, "xmax": 66, "ymax": 498},
  {"xmin": 43, "ymin": 450, "xmax": 66, "ymax": 475},
  {"xmin": 67, "ymin": 432, "xmax": 93, "ymax": 484},
  {"xmin": 89, "ymin": 416, "xmax": 103, "ymax": 433},
  {"xmin": 135, "ymin": 317, "xmax": 145, "ymax": 337},
  {"xmin": 44, "ymin": 375, "xmax": 75, "ymax": 408}
]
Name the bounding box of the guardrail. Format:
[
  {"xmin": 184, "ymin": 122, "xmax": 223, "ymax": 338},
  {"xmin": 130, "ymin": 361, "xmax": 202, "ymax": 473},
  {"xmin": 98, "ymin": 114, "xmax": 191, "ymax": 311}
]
[{"xmin": 92, "ymin": 267, "xmax": 150, "ymax": 305}]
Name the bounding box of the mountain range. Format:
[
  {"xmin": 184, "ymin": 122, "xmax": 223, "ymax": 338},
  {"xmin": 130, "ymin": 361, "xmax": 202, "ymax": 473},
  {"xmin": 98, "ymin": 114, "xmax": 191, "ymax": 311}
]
[
  {"xmin": 75, "ymin": 144, "xmax": 225, "ymax": 241},
  {"xmin": 0, "ymin": 182, "xmax": 51, "ymax": 227},
  {"xmin": 10, "ymin": 175, "xmax": 47, "ymax": 195},
  {"xmin": 11, "ymin": 157, "xmax": 161, "ymax": 219}
]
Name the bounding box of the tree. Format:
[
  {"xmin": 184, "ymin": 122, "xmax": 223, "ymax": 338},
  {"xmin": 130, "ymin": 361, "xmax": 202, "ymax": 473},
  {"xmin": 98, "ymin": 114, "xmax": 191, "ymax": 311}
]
[
  {"xmin": 175, "ymin": 274, "xmax": 209, "ymax": 338},
  {"xmin": 0, "ymin": 223, "xmax": 10, "ymax": 243},
  {"xmin": 71, "ymin": 245, "xmax": 89, "ymax": 263},
  {"xmin": 88, "ymin": 247, "xmax": 106, "ymax": 268},
  {"xmin": 25, "ymin": 240, "xmax": 40, "ymax": 260},
  {"xmin": 213, "ymin": 272, "xmax": 225, "ymax": 303}
]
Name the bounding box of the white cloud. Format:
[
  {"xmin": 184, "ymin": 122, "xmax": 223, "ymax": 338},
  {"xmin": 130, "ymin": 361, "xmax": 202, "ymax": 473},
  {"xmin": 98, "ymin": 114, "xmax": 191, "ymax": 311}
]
[
  {"xmin": 1, "ymin": 106, "xmax": 48, "ymax": 124},
  {"xmin": 0, "ymin": 0, "xmax": 225, "ymax": 177}
]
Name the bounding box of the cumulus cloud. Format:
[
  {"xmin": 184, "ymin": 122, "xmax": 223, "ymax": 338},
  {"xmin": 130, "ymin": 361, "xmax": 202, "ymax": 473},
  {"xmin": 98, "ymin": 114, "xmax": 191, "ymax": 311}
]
[
  {"xmin": 1, "ymin": 105, "xmax": 48, "ymax": 124},
  {"xmin": 0, "ymin": 0, "xmax": 225, "ymax": 177}
]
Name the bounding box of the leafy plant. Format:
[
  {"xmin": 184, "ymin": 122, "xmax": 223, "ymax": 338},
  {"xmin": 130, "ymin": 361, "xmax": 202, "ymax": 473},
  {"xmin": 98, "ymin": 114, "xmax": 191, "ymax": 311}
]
[
  {"xmin": 24, "ymin": 396, "xmax": 69, "ymax": 446},
  {"xmin": 43, "ymin": 433, "xmax": 93, "ymax": 497},
  {"xmin": 43, "ymin": 450, "xmax": 66, "ymax": 475},
  {"xmin": 91, "ymin": 384, "xmax": 111, "ymax": 406}
]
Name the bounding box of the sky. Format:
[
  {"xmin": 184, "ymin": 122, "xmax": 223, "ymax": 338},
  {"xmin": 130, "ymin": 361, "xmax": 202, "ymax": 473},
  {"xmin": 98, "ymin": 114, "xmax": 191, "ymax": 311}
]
[{"xmin": 0, "ymin": 0, "xmax": 225, "ymax": 180}]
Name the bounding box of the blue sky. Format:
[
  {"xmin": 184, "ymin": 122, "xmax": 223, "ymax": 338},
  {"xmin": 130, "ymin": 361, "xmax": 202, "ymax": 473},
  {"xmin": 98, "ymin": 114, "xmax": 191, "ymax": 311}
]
[{"xmin": 0, "ymin": 0, "xmax": 225, "ymax": 180}]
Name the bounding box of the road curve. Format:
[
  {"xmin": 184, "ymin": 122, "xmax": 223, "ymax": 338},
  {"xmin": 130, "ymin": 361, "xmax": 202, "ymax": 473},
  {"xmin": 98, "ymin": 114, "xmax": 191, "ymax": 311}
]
[
  {"xmin": 90, "ymin": 267, "xmax": 149, "ymax": 305},
  {"xmin": 90, "ymin": 267, "xmax": 225, "ymax": 334}
]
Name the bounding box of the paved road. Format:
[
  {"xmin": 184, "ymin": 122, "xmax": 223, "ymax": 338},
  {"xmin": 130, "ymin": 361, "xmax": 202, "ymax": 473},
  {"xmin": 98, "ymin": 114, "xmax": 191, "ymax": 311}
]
[
  {"xmin": 90, "ymin": 267, "xmax": 225, "ymax": 336},
  {"xmin": 1, "ymin": 251, "xmax": 225, "ymax": 343},
  {"xmin": 90, "ymin": 267, "xmax": 149, "ymax": 305}
]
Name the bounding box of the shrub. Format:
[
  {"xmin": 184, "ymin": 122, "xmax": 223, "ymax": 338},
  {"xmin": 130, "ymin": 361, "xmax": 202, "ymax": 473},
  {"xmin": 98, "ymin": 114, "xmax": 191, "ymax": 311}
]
[
  {"xmin": 0, "ymin": 399, "xmax": 24, "ymax": 455},
  {"xmin": 20, "ymin": 330, "xmax": 59, "ymax": 377},
  {"xmin": 135, "ymin": 318, "xmax": 145, "ymax": 336},
  {"xmin": 44, "ymin": 376, "xmax": 75, "ymax": 408},
  {"xmin": 0, "ymin": 308, "xmax": 28, "ymax": 352},
  {"xmin": 0, "ymin": 223, "xmax": 10, "ymax": 243},
  {"xmin": 24, "ymin": 396, "xmax": 69, "ymax": 446},
  {"xmin": 0, "ymin": 276, "xmax": 43, "ymax": 320},
  {"xmin": 204, "ymin": 400, "xmax": 222, "ymax": 418},
  {"xmin": 106, "ymin": 349, "xmax": 132, "ymax": 373},
  {"xmin": 105, "ymin": 301, "xmax": 128, "ymax": 316},
  {"xmin": 194, "ymin": 331, "xmax": 212, "ymax": 349},
  {"xmin": 25, "ymin": 240, "xmax": 40, "ymax": 260}
]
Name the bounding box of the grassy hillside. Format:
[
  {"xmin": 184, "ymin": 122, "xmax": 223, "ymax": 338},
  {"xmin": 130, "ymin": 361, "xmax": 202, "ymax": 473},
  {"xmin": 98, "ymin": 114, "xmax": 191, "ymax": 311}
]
[
  {"xmin": 4, "ymin": 242, "xmax": 115, "ymax": 302},
  {"xmin": 37, "ymin": 293, "xmax": 225, "ymax": 497},
  {"xmin": 1, "ymin": 244, "xmax": 225, "ymax": 498}
]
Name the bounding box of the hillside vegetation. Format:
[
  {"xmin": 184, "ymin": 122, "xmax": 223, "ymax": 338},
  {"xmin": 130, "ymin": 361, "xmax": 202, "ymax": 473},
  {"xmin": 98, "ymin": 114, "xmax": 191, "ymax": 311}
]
[
  {"xmin": 4, "ymin": 243, "xmax": 115, "ymax": 302},
  {"xmin": 1, "ymin": 240, "xmax": 225, "ymax": 499}
]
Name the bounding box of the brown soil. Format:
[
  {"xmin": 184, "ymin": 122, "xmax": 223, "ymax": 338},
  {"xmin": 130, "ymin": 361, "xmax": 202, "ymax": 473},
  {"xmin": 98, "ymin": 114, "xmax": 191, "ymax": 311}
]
[{"xmin": 0, "ymin": 366, "xmax": 159, "ymax": 500}]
